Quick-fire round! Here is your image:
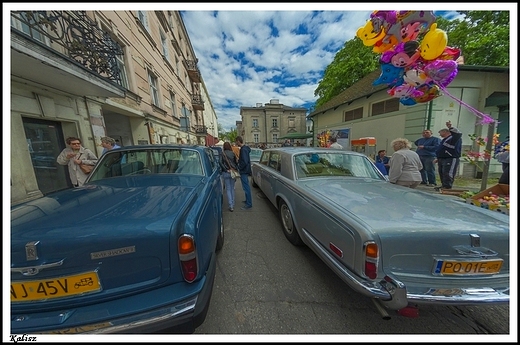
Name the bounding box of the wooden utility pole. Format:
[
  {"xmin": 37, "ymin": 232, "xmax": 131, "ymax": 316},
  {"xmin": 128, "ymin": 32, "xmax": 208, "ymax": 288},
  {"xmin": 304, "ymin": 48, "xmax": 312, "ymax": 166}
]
[{"xmin": 480, "ymin": 122, "xmax": 496, "ymax": 191}]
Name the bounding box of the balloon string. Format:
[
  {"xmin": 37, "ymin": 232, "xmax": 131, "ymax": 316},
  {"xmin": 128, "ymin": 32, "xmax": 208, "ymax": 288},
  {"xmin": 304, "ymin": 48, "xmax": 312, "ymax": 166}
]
[{"xmin": 436, "ymin": 84, "xmax": 496, "ymax": 124}]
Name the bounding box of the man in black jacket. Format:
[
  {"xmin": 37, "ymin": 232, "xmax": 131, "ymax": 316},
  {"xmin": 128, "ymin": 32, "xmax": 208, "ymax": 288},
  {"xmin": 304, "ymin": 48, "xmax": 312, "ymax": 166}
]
[
  {"xmin": 434, "ymin": 121, "xmax": 462, "ymax": 190},
  {"xmin": 235, "ymin": 136, "xmax": 253, "ymax": 210}
]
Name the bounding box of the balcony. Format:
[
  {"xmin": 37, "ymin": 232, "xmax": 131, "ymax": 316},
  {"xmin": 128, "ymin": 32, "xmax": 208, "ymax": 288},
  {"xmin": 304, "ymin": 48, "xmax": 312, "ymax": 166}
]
[
  {"xmin": 184, "ymin": 59, "xmax": 201, "ymax": 83},
  {"xmin": 194, "ymin": 125, "xmax": 207, "ymax": 136},
  {"xmin": 10, "ymin": 11, "xmax": 125, "ymax": 98},
  {"xmin": 191, "ymin": 93, "xmax": 205, "ymax": 111}
]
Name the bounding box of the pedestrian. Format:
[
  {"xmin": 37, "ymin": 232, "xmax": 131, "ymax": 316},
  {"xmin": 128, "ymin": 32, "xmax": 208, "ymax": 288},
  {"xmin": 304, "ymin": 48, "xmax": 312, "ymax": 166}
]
[
  {"xmin": 494, "ymin": 136, "xmax": 509, "ymax": 172},
  {"xmin": 56, "ymin": 136, "xmax": 98, "ymax": 187},
  {"xmin": 235, "ymin": 136, "xmax": 253, "ymax": 210},
  {"xmin": 282, "ymin": 139, "xmax": 292, "ymax": 147},
  {"xmin": 495, "ymin": 137, "xmax": 509, "ymax": 185},
  {"xmin": 414, "ymin": 129, "xmax": 440, "ymax": 186},
  {"xmin": 328, "ymin": 136, "xmax": 343, "ymax": 149},
  {"xmin": 100, "ymin": 136, "xmax": 121, "ymax": 155},
  {"xmin": 219, "ymin": 142, "xmax": 239, "ymax": 212},
  {"xmin": 434, "ymin": 121, "xmax": 462, "ymax": 190},
  {"xmin": 231, "ymin": 143, "xmax": 240, "ymax": 160},
  {"xmin": 388, "ymin": 138, "xmax": 423, "ymax": 188},
  {"xmin": 375, "ymin": 149, "xmax": 390, "ymax": 175}
]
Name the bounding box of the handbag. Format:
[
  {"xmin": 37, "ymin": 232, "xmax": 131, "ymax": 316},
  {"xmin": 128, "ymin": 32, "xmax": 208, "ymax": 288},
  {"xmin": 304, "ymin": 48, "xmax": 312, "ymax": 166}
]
[
  {"xmin": 80, "ymin": 163, "xmax": 94, "ymax": 174},
  {"xmin": 78, "ymin": 153, "xmax": 94, "ymax": 174},
  {"xmin": 230, "ymin": 169, "xmax": 240, "ymax": 180},
  {"xmin": 222, "ymin": 151, "xmax": 240, "ymax": 180}
]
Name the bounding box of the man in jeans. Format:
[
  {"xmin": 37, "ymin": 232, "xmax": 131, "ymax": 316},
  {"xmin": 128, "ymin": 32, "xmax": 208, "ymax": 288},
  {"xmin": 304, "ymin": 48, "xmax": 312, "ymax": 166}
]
[
  {"xmin": 235, "ymin": 136, "xmax": 253, "ymax": 210},
  {"xmin": 414, "ymin": 129, "xmax": 440, "ymax": 186},
  {"xmin": 434, "ymin": 121, "xmax": 462, "ymax": 190}
]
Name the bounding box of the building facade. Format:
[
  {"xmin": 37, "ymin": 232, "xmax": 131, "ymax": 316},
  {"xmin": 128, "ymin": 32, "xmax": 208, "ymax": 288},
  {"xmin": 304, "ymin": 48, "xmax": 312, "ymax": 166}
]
[
  {"xmin": 239, "ymin": 99, "xmax": 308, "ymax": 147},
  {"xmin": 309, "ymin": 66, "xmax": 509, "ymax": 177},
  {"xmin": 10, "ymin": 10, "xmax": 218, "ymax": 205}
]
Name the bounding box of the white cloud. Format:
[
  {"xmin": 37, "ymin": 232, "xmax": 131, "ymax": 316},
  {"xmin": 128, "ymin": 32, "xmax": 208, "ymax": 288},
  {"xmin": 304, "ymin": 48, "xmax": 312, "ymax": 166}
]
[{"xmin": 182, "ymin": 10, "xmax": 376, "ymax": 130}]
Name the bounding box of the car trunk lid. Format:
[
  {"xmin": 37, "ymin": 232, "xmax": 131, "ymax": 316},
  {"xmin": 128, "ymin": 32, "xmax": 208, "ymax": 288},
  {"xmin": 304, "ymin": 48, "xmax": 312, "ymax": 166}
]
[{"xmin": 11, "ymin": 183, "xmax": 197, "ymax": 307}]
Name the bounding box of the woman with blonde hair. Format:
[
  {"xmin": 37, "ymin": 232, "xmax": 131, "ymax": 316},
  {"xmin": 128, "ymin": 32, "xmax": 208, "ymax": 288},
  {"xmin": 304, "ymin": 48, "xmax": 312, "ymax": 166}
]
[{"xmin": 388, "ymin": 138, "xmax": 423, "ymax": 188}]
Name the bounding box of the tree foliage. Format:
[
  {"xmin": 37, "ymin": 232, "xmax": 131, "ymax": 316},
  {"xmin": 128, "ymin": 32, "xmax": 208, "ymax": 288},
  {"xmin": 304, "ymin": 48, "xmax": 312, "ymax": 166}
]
[
  {"xmin": 314, "ymin": 38, "xmax": 379, "ymax": 109},
  {"xmin": 313, "ymin": 10, "xmax": 510, "ymax": 109},
  {"xmin": 217, "ymin": 123, "xmax": 237, "ymax": 143},
  {"xmin": 435, "ymin": 11, "xmax": 509, "ymax": 66}
]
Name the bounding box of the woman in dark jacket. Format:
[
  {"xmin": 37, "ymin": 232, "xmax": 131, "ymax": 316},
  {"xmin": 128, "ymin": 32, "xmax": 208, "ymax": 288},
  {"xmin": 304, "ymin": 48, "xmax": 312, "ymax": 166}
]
[{"xmin": 220, "ymin": 142, "xmax": 239, "ymax": 212}]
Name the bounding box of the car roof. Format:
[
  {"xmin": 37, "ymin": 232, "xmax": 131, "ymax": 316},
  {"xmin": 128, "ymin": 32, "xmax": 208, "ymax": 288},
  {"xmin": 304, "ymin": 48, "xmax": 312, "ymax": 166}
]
[
  {"xmin": 111, "ymin": 144, "xmax": 207, "ymax": 151},
  {"xmin": 263, "ymin": 147, "xmax": 366, "ymax": 157}
]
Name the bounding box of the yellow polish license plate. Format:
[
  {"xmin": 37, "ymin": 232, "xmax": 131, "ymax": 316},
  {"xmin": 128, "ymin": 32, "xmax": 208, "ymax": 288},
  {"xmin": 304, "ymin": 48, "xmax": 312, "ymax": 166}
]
[
  {"xmin": 11, "ymin": 271, "xmax": 101, "ymax": 302},
  {"xmin": 435, "ymin": 259, "xmax": 503, "ymax": 275}
]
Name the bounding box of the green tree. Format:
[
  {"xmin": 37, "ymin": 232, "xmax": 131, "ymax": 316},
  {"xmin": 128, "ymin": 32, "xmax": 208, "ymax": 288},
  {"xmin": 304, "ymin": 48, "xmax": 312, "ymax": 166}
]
[
  {"xmin": 313, "ymin": 11, "xmax": 510, "ymax": 109},
  {"xmin": 314, "ymin": 38, "xmax": 378, "ymax": 109},
  {"xmin": 217, "ymin": 123, "xmax": 237, "ymax": 143},
  {"xmin": 226, "ymin": 128, "xmax": 238, "ymax": 143},
  {"xmin": 435, "ymin": 11, "xmax": 509, "ymax": 66}
]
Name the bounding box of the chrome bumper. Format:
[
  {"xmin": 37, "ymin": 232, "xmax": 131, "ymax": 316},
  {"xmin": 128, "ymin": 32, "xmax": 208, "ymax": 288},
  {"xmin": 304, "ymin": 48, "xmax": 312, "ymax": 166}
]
[{"xmin": 301, "ymin": 228, "xmax": 509, "ymax": 311}]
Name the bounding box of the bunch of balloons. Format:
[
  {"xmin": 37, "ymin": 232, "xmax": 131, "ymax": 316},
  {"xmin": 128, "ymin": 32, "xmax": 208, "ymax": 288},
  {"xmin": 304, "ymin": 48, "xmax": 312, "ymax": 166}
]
[{"xmin": 356, "ymin": 10, "xmax": 462, "ymax": 106}]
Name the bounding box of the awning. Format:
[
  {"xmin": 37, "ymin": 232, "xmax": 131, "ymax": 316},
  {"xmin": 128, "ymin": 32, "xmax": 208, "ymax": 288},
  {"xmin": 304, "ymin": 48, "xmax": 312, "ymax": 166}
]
[
  {"xmin": 485, "ymin": 92, "xmax": 509, "ymax": 107},
  {"xmin": 279, "ymin": 132, "xmax": 313, "ymax": 139}
]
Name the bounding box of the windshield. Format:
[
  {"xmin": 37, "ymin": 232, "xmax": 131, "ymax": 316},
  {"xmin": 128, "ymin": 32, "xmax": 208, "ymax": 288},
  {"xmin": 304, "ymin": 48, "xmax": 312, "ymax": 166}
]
[
  {"xmin": 293, "ymin": 152, "xmax": 384, "ymax": 180},
  {"xmin": 88, "ymin": 148, "xmax": 204, "ymax": 182}
]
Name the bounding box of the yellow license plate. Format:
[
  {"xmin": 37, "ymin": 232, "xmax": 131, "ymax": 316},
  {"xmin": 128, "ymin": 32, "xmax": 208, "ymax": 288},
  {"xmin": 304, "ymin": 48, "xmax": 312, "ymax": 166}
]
[
  {"xmin": 11, "ymin": 271, "xmax": 101, "ymax": 302},
  {"xmin": 437, "ymin": 259, "xmax": 503, "ymax": 275}
]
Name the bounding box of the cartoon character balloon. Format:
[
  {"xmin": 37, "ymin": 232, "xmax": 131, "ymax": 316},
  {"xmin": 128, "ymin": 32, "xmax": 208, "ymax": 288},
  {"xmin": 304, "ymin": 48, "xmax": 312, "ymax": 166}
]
[{"xmin": 360, "ymin": 10, "xmax": 460, "ymax": 105}]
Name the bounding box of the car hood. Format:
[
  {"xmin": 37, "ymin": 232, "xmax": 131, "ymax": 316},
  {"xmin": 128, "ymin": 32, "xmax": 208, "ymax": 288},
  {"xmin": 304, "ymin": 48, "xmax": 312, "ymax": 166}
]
[
  {"xmin": 299, "ymin": 178, "xmax": 509, "ymax": 233},
  {"xmin": 11, "ymin": 182, "xmax": 199, "ymax": 307}
]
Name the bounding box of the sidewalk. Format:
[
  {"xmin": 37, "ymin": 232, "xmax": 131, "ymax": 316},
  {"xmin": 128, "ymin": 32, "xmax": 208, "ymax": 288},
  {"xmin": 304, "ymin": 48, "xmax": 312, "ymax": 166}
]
[{"xmin": 415, "ymin": 177, "xmax": 498, "ymax": 197}]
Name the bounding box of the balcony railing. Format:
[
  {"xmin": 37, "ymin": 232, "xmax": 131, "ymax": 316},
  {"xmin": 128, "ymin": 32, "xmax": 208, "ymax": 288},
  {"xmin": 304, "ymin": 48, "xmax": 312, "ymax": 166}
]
[
  {"xmin": 11, "ymin": 10, "xmax": 123, "ymax": 86},
  {"xmin": 191, "ymin": 93, "xmax": 205, "ymax": 111},
  {"xmin": 194, "ymin": 125, "xmax": 207, "ymax": 136},
  {"xmin": 184, "ymin": 59, "xmax": 201, "ymax": 83}
]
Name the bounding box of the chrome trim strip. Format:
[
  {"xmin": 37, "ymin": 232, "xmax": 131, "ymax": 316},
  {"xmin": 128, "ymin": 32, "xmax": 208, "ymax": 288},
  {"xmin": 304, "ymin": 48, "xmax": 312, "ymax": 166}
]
[{"xmin": 11, "ymin": 259, "xmax": 64, "ymax": 276}]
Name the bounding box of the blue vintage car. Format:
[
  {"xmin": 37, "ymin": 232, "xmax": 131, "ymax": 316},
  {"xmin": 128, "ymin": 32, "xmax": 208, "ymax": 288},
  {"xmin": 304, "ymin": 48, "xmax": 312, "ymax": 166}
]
[
  {"xmin": 11, "ymin": 145, "xmax": 225, "ymax": 334},
  {"xmin": 251, "ymin": 147, "xmax": 509, "ymax": 319}
]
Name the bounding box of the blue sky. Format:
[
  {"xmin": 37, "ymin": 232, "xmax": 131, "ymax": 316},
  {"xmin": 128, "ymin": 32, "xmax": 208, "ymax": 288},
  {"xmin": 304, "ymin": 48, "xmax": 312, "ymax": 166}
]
[{"xmin": 179, "ymin": 4, "xmax": 515, "ymax": 131}]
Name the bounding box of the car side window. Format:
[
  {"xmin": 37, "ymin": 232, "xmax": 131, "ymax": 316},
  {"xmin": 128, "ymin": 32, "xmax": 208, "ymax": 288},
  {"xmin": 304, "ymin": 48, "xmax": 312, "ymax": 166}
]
[
  {"xmin": 268, "ymin": 152, "xmax": 280, "ymax": 171},
  {"xmin": 260, "ymin": 151, "xmax": 270, "ymax": 166},
  {"xmin": 205, "ymin": 148, "xmax": 218, "ymax": 173}
]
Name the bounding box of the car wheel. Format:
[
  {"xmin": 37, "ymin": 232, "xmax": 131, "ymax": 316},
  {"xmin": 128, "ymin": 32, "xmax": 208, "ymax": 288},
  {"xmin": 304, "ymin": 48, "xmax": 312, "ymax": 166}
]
[
  {"xmin": 216, "ymin": 209, "xmax": 224, "ymax": 252},
  {"xmin": 251, "ymin": 175, "xmax": 258, "ymax": 188},
  {"xmin": 278, "ymin": 200, "xmax": 303, "ymax": 246}
]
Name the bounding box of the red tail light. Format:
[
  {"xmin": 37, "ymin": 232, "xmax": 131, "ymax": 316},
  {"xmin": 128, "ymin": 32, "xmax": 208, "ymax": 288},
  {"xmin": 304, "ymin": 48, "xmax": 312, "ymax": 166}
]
[
  {"xmin": 364, "ymin": 242, "xmax": 379, "ymax": 279},
  {"xmin": 178, "ymin": 235, "xmax": 198, "ymax": 282}
]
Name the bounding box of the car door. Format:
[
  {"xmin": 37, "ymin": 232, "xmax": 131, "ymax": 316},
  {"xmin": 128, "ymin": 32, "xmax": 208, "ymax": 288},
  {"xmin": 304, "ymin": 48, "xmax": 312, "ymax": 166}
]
[{"xmin": 258, "ymin": 151, "xmax": 281, "ymax": 205}]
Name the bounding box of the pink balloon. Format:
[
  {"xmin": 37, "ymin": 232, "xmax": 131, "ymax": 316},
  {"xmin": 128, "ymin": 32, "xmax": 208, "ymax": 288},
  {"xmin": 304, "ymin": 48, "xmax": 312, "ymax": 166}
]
[{"xmin": 423, "ymin": 59, "xmax": 458, "ymax": 87}]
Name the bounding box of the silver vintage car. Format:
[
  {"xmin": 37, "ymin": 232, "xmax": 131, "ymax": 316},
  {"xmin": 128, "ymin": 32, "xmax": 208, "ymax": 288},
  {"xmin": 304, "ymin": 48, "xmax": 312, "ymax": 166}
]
[{"xmin": 251, "ymin": 147, "xmax": 509, "ymax": 318}]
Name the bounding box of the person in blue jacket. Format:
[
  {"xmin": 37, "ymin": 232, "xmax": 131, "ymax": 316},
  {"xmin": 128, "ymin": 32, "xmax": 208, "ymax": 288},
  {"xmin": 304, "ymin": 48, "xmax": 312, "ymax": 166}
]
[
  {"xmin": 375, "ymin": 149, "xmax": 390, "ymax": 175},
  {"xmin": 235, "ymin": 136, "xmax": 253, "ymax": 210},
  {"xmin": 414, "ymin": 129, "xmax": 440, "ymax": 186},
  {"xmin": 434, "ymin": 121, "xmax": 462, "ymax": 190}
]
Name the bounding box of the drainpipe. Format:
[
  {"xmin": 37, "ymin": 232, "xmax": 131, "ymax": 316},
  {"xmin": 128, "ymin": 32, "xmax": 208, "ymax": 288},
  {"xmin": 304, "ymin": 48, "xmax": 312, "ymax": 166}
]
[
  {"xmin": 426, "ymin": 101, "xmax": 433, "ymax": 130},
  {"xmin": 310, "ymin": 117, "xmax": 315, "ymax": 147},
  {"xmin": 84, "ymin": 96, "xmax": 100, "ymax": 154},
  {"xmin": 264, "ymin": 109, "xmax": 268, "ymax": 146}
]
